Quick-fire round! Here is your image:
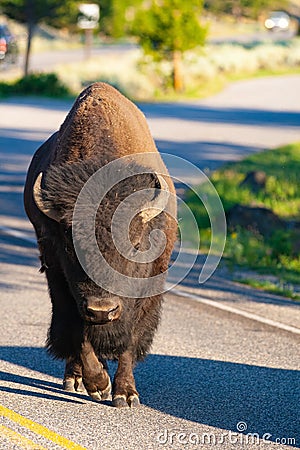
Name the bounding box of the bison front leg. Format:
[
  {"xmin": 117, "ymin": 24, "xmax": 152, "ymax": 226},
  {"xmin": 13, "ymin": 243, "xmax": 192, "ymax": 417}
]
[
  {"xmin": 112, "ymin": 351, "xmax": 140, "ymax": 408},
  {"xmin": 80, "ymin": 338, "xmax": 111, "ymax": 402},
  {"xmin": 63, "ymin": 356, "xmax": 85, "ymax": 393}
]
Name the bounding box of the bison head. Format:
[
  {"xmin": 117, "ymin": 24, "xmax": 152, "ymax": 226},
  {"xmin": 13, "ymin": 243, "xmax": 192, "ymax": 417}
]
[{"xmin": 32, "ymin": 158, "xmax": 172, "ymax": 325}]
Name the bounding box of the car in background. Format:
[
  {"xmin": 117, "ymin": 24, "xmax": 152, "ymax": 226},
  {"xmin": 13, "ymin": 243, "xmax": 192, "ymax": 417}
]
[
  {"xmin": 264, "ymin": 11, "xmax": 290, "ymax": 31},
  {"xmin": 0, "ymin": 23, "xmax": 18, "ymax": 64}
]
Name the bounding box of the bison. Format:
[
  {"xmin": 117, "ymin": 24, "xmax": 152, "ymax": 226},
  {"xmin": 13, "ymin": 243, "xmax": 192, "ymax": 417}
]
[{"xmin": 24, "ymin": 82, "xmax": 177, "ymax": 407}]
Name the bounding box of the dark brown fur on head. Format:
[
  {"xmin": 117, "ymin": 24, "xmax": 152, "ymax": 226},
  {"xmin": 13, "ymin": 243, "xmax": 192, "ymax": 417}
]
[{"xmin": 40, "ymin": 156, "xmax": 171, "ymax": 322}]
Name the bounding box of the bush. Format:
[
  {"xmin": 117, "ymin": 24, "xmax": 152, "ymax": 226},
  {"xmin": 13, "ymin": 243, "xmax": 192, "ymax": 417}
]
[
  {"xmin": 0, "ymin": 81, "xmax": 13, "ymax": 98},
  {"xmin": 14, "ymin": 73, "xmax": 70, "ymax": 97},
  {"xmin": 0, "ymin": 73, "xmax": 71, "ymax": 98}
]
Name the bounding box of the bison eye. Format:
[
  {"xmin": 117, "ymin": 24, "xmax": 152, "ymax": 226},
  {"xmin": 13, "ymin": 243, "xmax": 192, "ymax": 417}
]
[
  {"xmin": 63, "ymin": 226, "xmax": 72, "ymax": 236},
  {"xmin": 62, "ymin": 226, "xmax": 73, "ymax": 245}
]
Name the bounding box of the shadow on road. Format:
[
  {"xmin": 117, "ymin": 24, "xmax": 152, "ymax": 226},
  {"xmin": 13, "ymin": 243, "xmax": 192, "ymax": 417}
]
[
  {"xmin": 0, "ymin": 347, "xmax": 85, "ymax": 404},
  {"xmin": 140, "ymin": 103, "xmax": 300, "ymax": 128},
  {"xmin": 0, "ymin": 235, "xmax": 38, "ymax": 269},
  {"xmin": 0, "ymin": 347, "xmax": 103, "ymax": 406},
  {"xmin": 157, "ymin": 140, "xmax": 262, "ymax": 173},
  {"xmin": 0, "ymin": 347, "xmax": 298, "ymax": 445},
  {"xmin": 142, "ymin": 354, "xmax": 300, "ymax": 446},
  {"xmin": 0, "ymin": 128, "xmax": 41, "ymax": 269},
  {"xmin": 0, "ymin": 383, "xmax": 84, "ymax": 405},
  {"xmin": 0, "ymin": 129, "xmax": 41, "ymax": 226},
  {"xmin": 3, "ymin": 98, "xmax": 300, "ymax": 128},
  {"xmin": 137, "ymin": 354, "xmax": 299, "ymax": 445},
  {"xmin": 0, "ymin": 347, "xmax": 63, "ymax": 379},
  {"xmin": 0, "ymin": 97, "xmax": 71, "ymax": 113}
]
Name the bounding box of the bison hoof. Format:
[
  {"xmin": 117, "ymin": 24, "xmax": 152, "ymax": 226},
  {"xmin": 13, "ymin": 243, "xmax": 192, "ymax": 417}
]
[
  {"xmin": 63, "ymin": 377, "xmax": 85, "ymax": 393},
  {"xmin": 113, "ymin": 394, "xmax": 140, "ymax": 408},
  {"xmin": 88, "ymin": 379, "xmax": 112, "ymax": 402}
]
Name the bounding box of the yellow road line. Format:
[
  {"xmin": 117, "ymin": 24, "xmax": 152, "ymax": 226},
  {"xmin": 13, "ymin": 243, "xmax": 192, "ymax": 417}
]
[
  {"xmin": 0, "ymin": 424, "xmax": 47, "ymax": 449},
  {"xmin": 0, "ymin": 405, "xmax": 87, "ymax": 450}
]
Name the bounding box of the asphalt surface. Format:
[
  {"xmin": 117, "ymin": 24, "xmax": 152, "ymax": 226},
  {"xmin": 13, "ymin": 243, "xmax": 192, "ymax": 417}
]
[
  {"xmin": 0, "ymin": 75, "xmax": 300, "ymax": 449},
  {"xmin": 0, "ymin": 272, "xmax": 299, "ymax": 449},
  {"xmin": 1, "ymin": 74, "xmax": 300, "ymax": 185}
]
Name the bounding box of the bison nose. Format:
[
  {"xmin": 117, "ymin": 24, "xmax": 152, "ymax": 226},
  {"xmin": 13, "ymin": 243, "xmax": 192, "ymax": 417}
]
[{"xmin": 84, "ymin": 296, "xmax": 121, "ymax": 324}]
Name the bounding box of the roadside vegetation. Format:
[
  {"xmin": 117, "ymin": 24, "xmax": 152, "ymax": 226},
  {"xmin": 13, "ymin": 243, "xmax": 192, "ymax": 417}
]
[
  {"xmin": 57, "ymin": 38, "xmax": 300, "ymax": 100},
  {"xmin": 185, "ymin": 143, "xmax": 300, "ymax": 300},
  {"xmin": 0, "ymin": 72, "xmax": 71, "ymax": 97},
  {"xmin": 1, "ymin": 38, "xmax": 300, "ymax": 101},
  {"xmin": 1, "ymin": 0, "xmax": 288, "ymax": 78}
]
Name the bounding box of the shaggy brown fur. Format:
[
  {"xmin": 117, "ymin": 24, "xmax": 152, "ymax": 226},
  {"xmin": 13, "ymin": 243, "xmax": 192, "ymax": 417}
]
[{"xmin": 24, "ymin": 82, "xmax": 177, "ymax": 408}]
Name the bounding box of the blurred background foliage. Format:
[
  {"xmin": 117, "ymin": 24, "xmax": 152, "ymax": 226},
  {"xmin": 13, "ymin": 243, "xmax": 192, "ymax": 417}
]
[{"xmin": 0, "ymin": 0, "xmax": 300, "ymax": 93}]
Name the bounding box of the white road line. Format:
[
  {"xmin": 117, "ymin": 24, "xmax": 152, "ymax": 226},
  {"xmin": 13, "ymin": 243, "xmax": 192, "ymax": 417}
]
[
  {"xmin": 0, "ymin": 225, "xmax": 36, "ymax": 244},
  {"xmin": 170, "ymin": 286, "xmax": 300, "ymax": 335}
]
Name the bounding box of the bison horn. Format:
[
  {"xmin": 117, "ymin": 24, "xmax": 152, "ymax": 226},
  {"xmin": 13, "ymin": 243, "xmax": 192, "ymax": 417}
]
[
  {"xmin": 139, "ymin": 174, "xmax": 170, "ymax": 223},
  {"xmin": 33, "ymin": 172, "xmax": 61, "ymax": 222}
]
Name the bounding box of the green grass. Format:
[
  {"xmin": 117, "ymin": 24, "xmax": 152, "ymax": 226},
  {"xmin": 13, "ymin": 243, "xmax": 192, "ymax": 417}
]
[
  {"xmin": 185, "ymin": 143, "xmax": 300, "ymax": 298},
  {"xmin": 235, "ymin": 278, "xmax": 300, "ymax": 300},
  {"xmin": 212, "ymin": 144, "xmax": 300, "ymax": 219}
]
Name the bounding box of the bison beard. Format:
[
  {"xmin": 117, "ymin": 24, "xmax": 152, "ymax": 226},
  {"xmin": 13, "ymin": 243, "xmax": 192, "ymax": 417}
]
[{"xmin": 23, "ymin": 82, "xmax": 177, "ymax": 408}]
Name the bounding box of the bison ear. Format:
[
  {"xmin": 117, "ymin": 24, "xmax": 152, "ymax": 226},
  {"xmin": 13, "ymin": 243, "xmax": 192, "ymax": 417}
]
[
  {"xmin": 33, "ymin": 173, "xmax": 62, "ymax": 222},
  {"xmin": 139, "ymin": 174, "xmax": 170, "ymax": 223}
]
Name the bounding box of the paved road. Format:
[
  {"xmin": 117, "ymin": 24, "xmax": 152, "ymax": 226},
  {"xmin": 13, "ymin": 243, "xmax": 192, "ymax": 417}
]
[
  {"xmin": 1, "ymin": 74, "xmax": 300, "ymax": 183},
  {"xmin": 0, "ymin": 75, "xmax": 300, "ymax": 449},
  {"xmin": 0, "ymin": 271, "xmax": 299, "ymax": 449}
]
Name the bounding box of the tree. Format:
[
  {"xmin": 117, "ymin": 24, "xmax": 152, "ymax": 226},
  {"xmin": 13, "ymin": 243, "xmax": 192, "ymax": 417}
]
[
  {"xmin": 131, "ymin": 0, "xmax": 207, "ymax": 92},
  {"xmin": 0, "ymin": 0, "xmax": 81, "ymax": 75},
  {"xmin": 99, "ymin": 0, "xmax": 143, "ymax": 38}
]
